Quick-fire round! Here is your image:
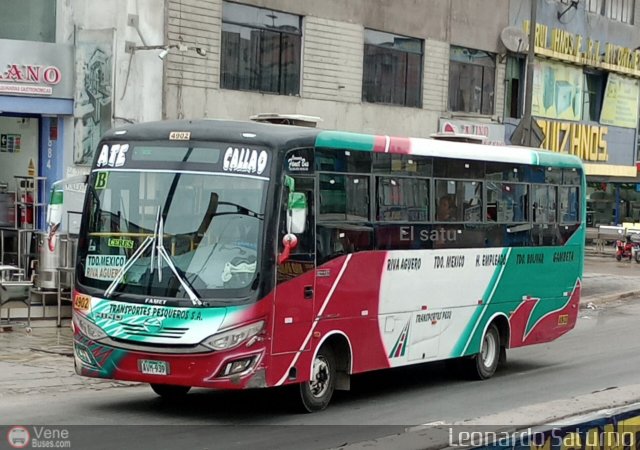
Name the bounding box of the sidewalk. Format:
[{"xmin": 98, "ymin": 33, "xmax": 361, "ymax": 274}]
[
  {"xmin": 582, "ymin": 244, "xmax": 640, "ymax": 306},
  {"xmin": 0, "ymin": 326, "xmax": 134, "ymax": 396}
]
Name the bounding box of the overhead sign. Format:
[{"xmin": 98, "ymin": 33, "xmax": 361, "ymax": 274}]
[
  {"xmin": 534, "ymin": 118, "xmax": 636, "ymax": 168},
  {"xmin": 0, "ymin": 64, "xmax": 61, "ymax": 96},
  {"xmin": 438, "ymin": 119, "xmax": 505, "ymax": 145},
  {"xmin": 0, "ymin": 39, "xmax": 73, "ymax": 98},
  {"xmin": 523, "ymin": 21, "xmax": 640, "ymax": 77},
  {"xmin": 536, "ymin": 119, "xmax": 608, "ymax": 162}
]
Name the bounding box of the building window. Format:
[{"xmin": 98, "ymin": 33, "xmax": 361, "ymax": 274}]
[
  {"xmin": 585, "ymin": 0, "xmax": 604, "ymax": 13},
  {"xmin": 505, "ymin": 56, "xmax": 525, "ymax": 119},
  {"xmin": 586, "ymin": 0, "xmax": 634, "ymax": 23},
  {"xmin": 221, "ymin": 2, "xmax": 301, "ymax": 95},
  {"xmin": 362, "ymin": 29, "xmax": 423, "ymax": 108},
  {"xmin": 449, "ymin": 46, "xmax": 496, "ymax": 115},
  {"xmin": 0, "ymin": 0, "xmax": 56, "ymax": 42},
  {"xmin": 582, "ymin": 72, "xmax": 606, "ymax": 122}
]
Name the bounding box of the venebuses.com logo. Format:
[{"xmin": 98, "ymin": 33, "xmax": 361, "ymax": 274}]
[
  {"xmin": 6, "ymin": 426, "xmax": 71, "ymax": 448},
  {"xmin": 6, "ymin": 426, "xmax": 30, "ymax": 449}
]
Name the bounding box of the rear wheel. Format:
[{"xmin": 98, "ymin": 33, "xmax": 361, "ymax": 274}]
[
  {"xmin": 298, "ymin": 346, "xmax": 336, "ymax": 412},
  {"xmin": 466, "ymin": 324, "xmax": 501, "ymax": 380},
  {"xmin": 150, "ymin": 384, "xmax": 191, "ymax": 399}
]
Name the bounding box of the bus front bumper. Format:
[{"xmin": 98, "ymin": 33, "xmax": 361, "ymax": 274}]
[{"xmin": 73, "ymin": 333, "xmax": 268, "ymax": 390}]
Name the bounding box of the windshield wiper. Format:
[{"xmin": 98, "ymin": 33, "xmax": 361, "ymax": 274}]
[
  {"xmin": 104, "ymin": 236, "xmax": 154, "ymax": 298},
  {"xmin": 154, "ymin": 213, "xmax": 203, "ymax": 306},
  {"xmin": 215, "ymin": 201, "xmax": 264, "ymax": 219},
  {"xmin": 104, "ymin": 207, "xmax": 202, "ymax": 306}
]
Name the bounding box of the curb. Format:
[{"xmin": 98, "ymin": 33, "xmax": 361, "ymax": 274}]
[
  {"xmin": 579, "ymin": 289, "xmax": 640, "ymax": 309},
  {"xmin": 338, "ymin": 385, "xmax": 640, "ymax": 450}
]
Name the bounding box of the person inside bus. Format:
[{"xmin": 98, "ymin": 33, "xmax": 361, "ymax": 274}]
[{"xmin": 436, "ymin": 195, "xmax": 457, "ymax": 221}]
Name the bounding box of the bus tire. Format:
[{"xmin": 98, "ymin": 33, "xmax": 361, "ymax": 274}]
[
  {"xmin": 299, "ymin": 346, "xmax": 336, "ymax": 412},
  {"xmin": 150, "ymin": 383, "xmax": 191, "ymax": 398},
  {"xmin": 467, "ymin": 324, "xmax": 501, "ymax": 380}
]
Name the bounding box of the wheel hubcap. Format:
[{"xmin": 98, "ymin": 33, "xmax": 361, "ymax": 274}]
[
  {"xmin": 481, "ymin": 332, "xmax": 497, "ymax": 368},
  {"xmin": 309, "ymin": 355, "xmax": 330, "ymax": 398}
]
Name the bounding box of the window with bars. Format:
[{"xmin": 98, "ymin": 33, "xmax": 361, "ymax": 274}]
[
  {"xmin": 362, "ymin": 29, "xmax": 423, "ymax": 108},
  {"xmin": 448, "ymin": 46, "xmax": 496, "ymax": 115},
  {"xmin": 584, "ymin": 0, "xmax": 635, "ymax": 23},
  {"xmin": 220, "ymin": 2, "xmax": 302, "ymax": 95}
]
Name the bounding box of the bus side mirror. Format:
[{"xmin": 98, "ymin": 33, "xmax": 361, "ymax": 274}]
[{"xmin": 287, "ymin": 192, "xmax": 307, "ymax": 234}]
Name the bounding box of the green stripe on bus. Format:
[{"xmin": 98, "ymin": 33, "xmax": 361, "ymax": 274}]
[
  {"xmin": 315, "ymin": 131, "xmax": 376, "ymax": 151},
  {"xmin": 535, "ymin": 151, "xmax": 583, "ymax": 169},
  {"xmin": 451, "ymin": 248, "xmax": 511, "ymax": 357}
]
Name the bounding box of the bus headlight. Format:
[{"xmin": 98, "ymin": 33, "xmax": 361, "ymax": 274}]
[
  {"xmin": 74, "ymin": 314, "xmax": 107, "ymax": 340},
  {"xmin": 201, "ymin": 321, "xmax": 264, "ymax": 351}
]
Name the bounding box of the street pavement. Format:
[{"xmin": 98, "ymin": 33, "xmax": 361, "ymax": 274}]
[{"xmin": 0, "ymin": 245, "xmax": 639, "ymax": 448}]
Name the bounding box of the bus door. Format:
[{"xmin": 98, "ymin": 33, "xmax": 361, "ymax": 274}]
[{"xmin": 273, "ymin": 175, "xmax": 316, "ymax": 354}]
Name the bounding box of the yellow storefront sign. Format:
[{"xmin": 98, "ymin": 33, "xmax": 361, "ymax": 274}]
[{"xmin": 536, "ymin": 119, "xmax": 608, "ymax": 162}]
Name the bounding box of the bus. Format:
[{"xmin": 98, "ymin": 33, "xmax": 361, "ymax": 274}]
[{"xmin": 71, "ymin": 118, "xmax": 584, "ymax": 412}]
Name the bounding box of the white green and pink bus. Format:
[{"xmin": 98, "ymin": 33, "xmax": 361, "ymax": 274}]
[{"xmin": 71, "ymin": 119, "xmax": 584, "ymax": 411}]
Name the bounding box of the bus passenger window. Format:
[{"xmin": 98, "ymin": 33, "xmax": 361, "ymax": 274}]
[
  {"xmin": 376, "ymin": 176, "xmax": 429, "ymax": 222},
  {"xmin": 319, "ymin": 174, "xmax": 369, "ymax": 221}
]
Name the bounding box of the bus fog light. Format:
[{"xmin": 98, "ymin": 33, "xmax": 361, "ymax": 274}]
[
  {"xmin": 75, "ymin": 343, "xmax": 99, "ymax": 367},
  {"xmin": 221, "ymin": 356, "xmax": 256, "ymax": 377}
]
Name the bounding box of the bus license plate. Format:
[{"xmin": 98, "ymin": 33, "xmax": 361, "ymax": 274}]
[{"xmin": 139, "ymin": 360, "xmax": 169, "ymax": 375}]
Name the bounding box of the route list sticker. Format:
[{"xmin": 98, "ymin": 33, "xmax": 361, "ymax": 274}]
[{"xmin": 85, "ymin": 254, "xmax": 127, "ymax": 280}]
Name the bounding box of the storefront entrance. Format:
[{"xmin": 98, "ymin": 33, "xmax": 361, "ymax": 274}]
[{"xmin": 0, "ymin": 115, "xmax": 39, "ymax": 227}]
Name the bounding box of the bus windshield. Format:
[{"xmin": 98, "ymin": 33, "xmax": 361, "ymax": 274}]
[{"xmin": 78, "ymin": 166, "xmax": 268, "ymax": 302}]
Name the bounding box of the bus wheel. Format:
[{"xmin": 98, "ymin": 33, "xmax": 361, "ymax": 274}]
[
  {"xmin": 299, "ymin": 346, "xmax": 336, "ymax": 412},
  {"xmin": 468, "ymin": 324, "xmax": 501, "ymax": 380},
  {"xmin": 150, "ymin": 384, "xmax": 191, "ymax": 398}
]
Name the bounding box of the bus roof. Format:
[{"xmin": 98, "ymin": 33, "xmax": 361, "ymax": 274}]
[
  {"xmin": 315, "ymin": 130, "xmax": 584, "ymax": 170},
  {"xmin": 102, "ymin": 118, "xmax": 320, "ymax": 149},
  {"xmin": 102, "ymin": 119, "xmax": 583, "ymax": 170}
]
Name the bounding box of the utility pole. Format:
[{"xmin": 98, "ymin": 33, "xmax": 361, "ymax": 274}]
[{"xmin": 522, "ymin": 0, "xmax": 537, "ymax": 146}]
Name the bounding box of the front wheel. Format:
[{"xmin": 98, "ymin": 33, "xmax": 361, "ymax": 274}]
[
  {"xmin": 616, "ymin": 253, "xmax": 622, "ymax": 261},
  {"xmin": 635, "ymin": 251, "xmax": 640, "ymax": 263},
  {"xmin": 298, "ymin": 346, "xmax": 336, "ymax": 412},
  {"xmin": 466, "ymin": 324, "xmax": 501, "ymax": 380},
  {"xmin": 150, "ymin": 383, "xmax": 191, "ymax": 399}
]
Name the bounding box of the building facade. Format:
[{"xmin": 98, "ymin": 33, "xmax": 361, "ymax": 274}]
[
  {"xmin": 162, "ymin": 0, "xmax": 510, "ymax": 139},
  {"xmin": 0, "ymin": 0, "xmax": 165, "ymax": 229},
  {"xmin": 1, "ymin": 0, "xmax": 639, "ymax": 227},
  {"xmin": 505, "ymin": 0, "xmax": 640, "ymax": 226}
]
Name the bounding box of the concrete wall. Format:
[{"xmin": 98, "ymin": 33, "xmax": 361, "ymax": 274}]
[
  {"xmin": 54, "ymin": 0, "xmax": 165, "ymax": 227},
  {"xmin": 164, "ymin": 0, "xmax": 509, "ymax": 136},
  {"xmin": 58, "ymin": 0, "xmax": 165, "ymax": 127}
]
